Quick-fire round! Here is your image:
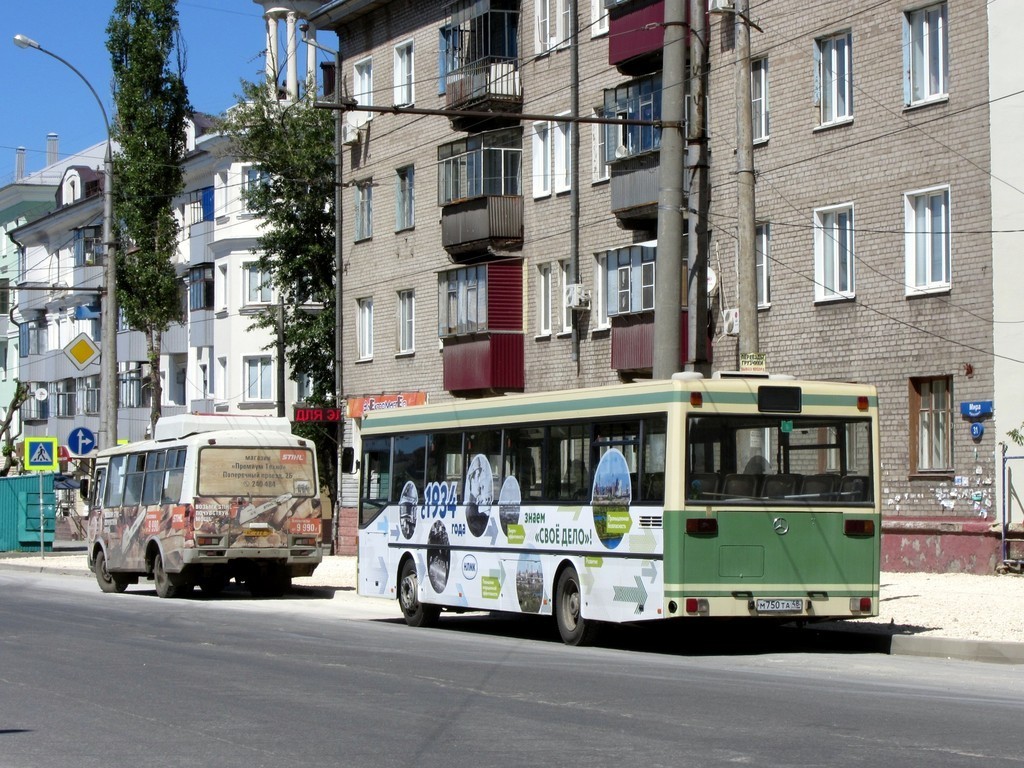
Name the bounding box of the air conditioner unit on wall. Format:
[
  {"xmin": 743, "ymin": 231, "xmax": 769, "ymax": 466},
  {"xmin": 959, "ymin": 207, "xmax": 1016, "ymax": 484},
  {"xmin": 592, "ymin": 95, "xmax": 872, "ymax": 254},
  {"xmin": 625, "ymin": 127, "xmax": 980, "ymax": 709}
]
[
  {"xmin": 722, "ymin": 308, "xmax": 740, "ymax": 336},
  {"xmin": 565, "ymin": 283, "xmax": 591, "ymax": 311},
  {"xmin": 341, "ymin": 123, "xmax": 361, "ymax": 146},
  {"xmin": 709, "ymin": 0, "xmax": 735, "ymax": 13}
]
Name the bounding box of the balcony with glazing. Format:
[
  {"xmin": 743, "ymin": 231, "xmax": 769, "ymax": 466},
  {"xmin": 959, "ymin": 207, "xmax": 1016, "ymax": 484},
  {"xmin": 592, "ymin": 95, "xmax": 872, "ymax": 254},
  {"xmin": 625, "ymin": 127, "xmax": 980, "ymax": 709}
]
[
  {"xmin": 438, "ymin": 129, "xmax": 523, "ymax": 259},
  {"xmin": 443, "ymin": 0, "xmax": 521, "ymax": 131}
]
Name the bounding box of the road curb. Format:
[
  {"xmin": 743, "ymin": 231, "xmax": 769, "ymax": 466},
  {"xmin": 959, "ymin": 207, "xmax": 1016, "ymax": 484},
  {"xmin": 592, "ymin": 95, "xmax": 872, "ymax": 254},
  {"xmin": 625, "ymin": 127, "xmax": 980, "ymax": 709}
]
[{"xmin": 889, "ymin": 634, "xmax": 1024, "ymax": 665}]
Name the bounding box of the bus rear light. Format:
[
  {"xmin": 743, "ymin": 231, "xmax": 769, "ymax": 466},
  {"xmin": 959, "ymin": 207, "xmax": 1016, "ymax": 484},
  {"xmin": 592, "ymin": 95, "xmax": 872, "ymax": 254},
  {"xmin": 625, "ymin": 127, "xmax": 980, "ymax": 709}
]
[
  {"xmin": 686, "ymin": 517, "xmax": 718, "ymax": 535},
  {"xmin": 844, "ymin": 519, "xmax": 875, "ymax": 536},
  {"xmin": 685, "ymin": 598, "xmax": 709, "ymax": 614},
  {"xmin": 196, "ymin": 536, "xmax": 220, "ymax": 547},
  {"xmin": 293, "ymin": 537, "xmax": 317, "ymax": 548},
  {"xmin": 849, "ymin": 597, "xmax": 873, "ymax": 613},
  {"xmin": 857, "ymin": 396, "xmax": 869, "ymax": 411},
  {"xmin": 690, "ymin": 392, "xmax": 703, "ymax": 407}
]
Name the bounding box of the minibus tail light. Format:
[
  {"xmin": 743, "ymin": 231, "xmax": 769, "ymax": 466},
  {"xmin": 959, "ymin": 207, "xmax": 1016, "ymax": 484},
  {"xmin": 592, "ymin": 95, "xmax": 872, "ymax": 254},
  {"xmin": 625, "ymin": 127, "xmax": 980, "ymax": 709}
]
[
  {"xmin": 690, "ymin": 392, "xmax": 703, "ymax": 407},
  {"xmin": 857, "ymin": 396, "xmax": 869, "ymax": 411},
  {"xmin": 844, "ymin": 519, "xmax": 874, "ymax": 537},
  {"xmin": 686, "ymin": 518, "xmax": 718, "ymax": 535}
]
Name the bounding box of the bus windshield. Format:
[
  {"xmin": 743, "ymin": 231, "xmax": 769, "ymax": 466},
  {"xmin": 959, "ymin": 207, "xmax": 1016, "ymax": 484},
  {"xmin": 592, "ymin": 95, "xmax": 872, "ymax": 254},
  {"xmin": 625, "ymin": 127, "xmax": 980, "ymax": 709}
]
[
  {"xmin": 197, "ymin": 446, "xmax": 317, "ymax": 497},
  {"xmin": 685, "ymin": 414, "xmax": 873, "ymax": 505}
]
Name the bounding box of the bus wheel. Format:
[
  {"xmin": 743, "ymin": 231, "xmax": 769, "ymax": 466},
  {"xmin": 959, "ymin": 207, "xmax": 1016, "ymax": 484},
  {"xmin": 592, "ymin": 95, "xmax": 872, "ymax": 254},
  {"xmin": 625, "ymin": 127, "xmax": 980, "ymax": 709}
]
[
  {"xmin": 398, "ymin": 559, "xmax": 440, "ymax": 628},
  {"xmin": 153, "ymin": 552, "xmax": 190, "ymax": 599},
  {"xmin": 555, "ymin": 567, "xmax": 598, "ymax": 646},
  {"xmin": 94, "ymin": 550, "xmax": 128, "ymax": 594}
]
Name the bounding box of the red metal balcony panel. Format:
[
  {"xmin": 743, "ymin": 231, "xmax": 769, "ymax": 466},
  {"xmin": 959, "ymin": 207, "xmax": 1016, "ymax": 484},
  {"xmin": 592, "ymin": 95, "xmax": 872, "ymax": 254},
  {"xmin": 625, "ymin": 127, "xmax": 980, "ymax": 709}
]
[
  {"xmin": 443, "ymin": 333, "xmax": 524, "ymax": 392},
  {"xmin": 610, "ymin": 309, "xmax": 712, "ymax": 371},
  {"xmin": 608, "ymin": 0, "xmax": 664, "ymax": 72},
  {"xmin": 487, "ymin": 260, "xmax": 523, "ymax": 330}
]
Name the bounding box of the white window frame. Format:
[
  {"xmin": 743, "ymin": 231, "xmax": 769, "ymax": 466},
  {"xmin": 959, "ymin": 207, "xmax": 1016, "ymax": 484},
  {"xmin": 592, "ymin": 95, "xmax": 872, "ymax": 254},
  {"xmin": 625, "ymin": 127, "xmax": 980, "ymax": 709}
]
[
  {"xmin": 243, "ymin": 355, "xmax": 273, "ymax": 402},
  {"xmin": 239, "ymin": 164, "xmax": 267, "ymax": 214},
  {"xmin": 606, "ymin": 241, "xmax": 657, "ymax": 317},
  {"xmin": 395, "ymin": 165, "xmax": 415, "ymax": 231},
  {"xmin": 553, "ymin": 116, "xmax": 572, "ymax": 194},
  {"xmin": 354, "ymin": 181, "xmax": 373, "ymax": 241},
  {"xmin": 591, "ymin": 0, "xmax": 609, "ymax": 37},
  {"xmin": 532, "ymin": 121, "xmax": 552, "ymax": 198},
  {"xmin": 755, "ymin": 222, "xmax": 770, "ymax": 308},
  {"xmin": 438, "ymin": 265, "xmax": 488, "ymax": 337},
  {"xmin": 813, "ymin": 204, "xmax": 855, "ymax": 302},
  {"xmin": 816, "ymin": 32, "xmax": 852, "ymax": 125},
  {"xmin": 352, "ymin": 56, "xmax": 373, "ymax": 126},
  {"xmin": 393, "ymin": 40, "xmax": 414, "ymax": 106},
  {"xmin": 357, "ymin": 297, "xmax": 374, "ymax": 360},
  {"xmin": 904, "ymin": 185, "xmax": 951, "ymax": 295},
  {"xmin": 537, "ymin": 263, "xmax": 552, "ymax": 337},
  {"xmin": 905, "ymin": 3, "xmax": 948, "ymax": 106},
  {"xmin": 536, "ymin": 0, "xmax": 570, "ymax": 53},
  {"xmin": 751, "ymin": 57, "xmax": 769, "ymax": 142},
  {"xmin": 244, "ymin": 262, "xmax": 273, "ymax": 305},
  {"xmin": 216, "ymin": 263, "xmax": 228, "ymax": 312},
  {"xmin": 397, "ymin": 290, "xmax": 415, "ymax": 355},
  {"xmin": 594, "ymin": 252, "xmax": 610, "ymax": 330},
  {"xmin": 535, "ymin": 0, "xmax": 550, "ymax": 53},
  {"xmin": 911, "ymin": 375, "xmax": 953, "ymax": 473},
  {"xmin": 559, "ymin": 259, "xmax": 573, "ymax": 334},
  {"xmin": 592, "ymin": 109, "xmax": 610, "ymax": 183}
]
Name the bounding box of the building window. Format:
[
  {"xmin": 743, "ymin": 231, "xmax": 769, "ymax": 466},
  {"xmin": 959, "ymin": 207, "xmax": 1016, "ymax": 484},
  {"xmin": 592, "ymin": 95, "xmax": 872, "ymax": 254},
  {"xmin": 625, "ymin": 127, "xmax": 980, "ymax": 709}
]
[
  {"xmin": 21, "ymin": 381, "xmax": 49, "ymax": 420},
  {"xmin": 559, "ymin": 259, "xmax": 573, "ymax": 333},
  {"xmin": 398, "ymin": 290, "xmax": 415, "ymax": 354},
  {"xmin": 438, "ymin": 265, "xmax": 487, "ymax": 336},
  {"xmin": 439, "ymin": 24, "xmax": 458, "ymax": 94},
  {"xmin": 813, "ymin": 204, "xmax": 854, "ymax": 302},
  {"xmin": 591, "ymin": 0, "xmax": 608, "ymax": 37},
  {"xmin": 240, "ymin": 165, "xmax": 268, "ymax": 213},
  {"xmin": 394, "ymin": 40, "xmax": 414, "ymax": 106},
  {"xmin": 532, "ymin": 121, "xmax": 552, "ymax": 198},
  {"xmin": 438, "ymin": 129, "xmax": 522, "ymax": 204},
  {"xmin": 357, "ymin": 298, "xmax": 374, "ymax": 360},
  {"xmin": 189, "ymin": 264, "xmax": 215, "ymax": 310},
  {"xmin": 244, "ymin": 263, "xmax": 273, "ymax": 304},
  {"xmin": 244, "ymin": 356, "xmax": 273, "ymax": 401},
  {"xmin": 593, "ymin": 253, "xmax": 610, "ymax": 329},
  {"xmin": 20, "ymin": 319, "xmax": 47, "ymax": 357},
  {"xmin": 606, "ymin": 242, "xmax": 656, "ymax": 317},
  {"xmin": 755, "ymin": 223, "xmax": 770, "ymax": 307},
  {"xmin": 905, "ymin": 186, "xmax": 950, "ymax": 294},
  {"xmin": 73, "ymin": 226, "xmax": 102, "ymax": 267},
  {"xmin": 354, "ymin": 181, "xmax": 373, "ymax": 241},
  {"xmin": 352, "ymin": 56, "xmax": 373, "ymax": 126},
  {"xmin": 905, "ymin": 3, "xmax": 947, "ymax": 105},
  {"xmin": 54, "ymin": 378, "xmax": 76, "ymax": 417},
  {"xmin": 396, "ymin": 166, "xmax": 415, "ymax": 231},
  {"xmin": 816, "ymin": 32, "xmax": 852, "ymax": 125},
  {"xmin": 910, "ymin": 376, "xmax": 952, "ymax": 473},
  {"xmin": 538, "ymin": 263, "xmax": 552, "ymax": 337},
  {"xmin": 0, "ymin": 278, "xmax": 9, "ymax": 316},
  {"xmin": 118, "ymin": 364, "xmax": 149, "ymax": 409},
  {"xmin": 603, "ymin": 74, "xmax": 662, "ymax": 162},
  {"xmin": 751, "ymin": 58, "xmax": 769, "ymax": 142},
  {"xmin": 532, "ymin": 117, "xmax": 571, "ymax": 196},
  {"xmin": 536, "ymin": 0, "xmax": 570, "ymax": 52},
  {"xmin": 592, "ymin": 109, "xmax": 609, "ymax": 183},
  {"xmin": 80, "ymin": 375, "xmax": 100, "ymax": 415}
]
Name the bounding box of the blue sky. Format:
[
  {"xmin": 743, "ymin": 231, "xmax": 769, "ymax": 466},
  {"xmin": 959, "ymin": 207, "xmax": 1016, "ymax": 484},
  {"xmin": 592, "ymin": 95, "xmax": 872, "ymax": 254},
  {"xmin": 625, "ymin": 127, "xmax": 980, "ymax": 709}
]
[{"xmin": 1, "ymin": 1, "xmax": 277, "ymax": 184}]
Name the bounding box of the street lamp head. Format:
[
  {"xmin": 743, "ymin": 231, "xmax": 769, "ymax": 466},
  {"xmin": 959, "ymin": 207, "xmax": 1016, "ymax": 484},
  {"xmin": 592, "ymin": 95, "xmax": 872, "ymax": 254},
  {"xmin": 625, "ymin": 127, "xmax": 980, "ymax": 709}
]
[{"xmin": 13, "ymin": 34, "xmax": 41, "ymax": 50}]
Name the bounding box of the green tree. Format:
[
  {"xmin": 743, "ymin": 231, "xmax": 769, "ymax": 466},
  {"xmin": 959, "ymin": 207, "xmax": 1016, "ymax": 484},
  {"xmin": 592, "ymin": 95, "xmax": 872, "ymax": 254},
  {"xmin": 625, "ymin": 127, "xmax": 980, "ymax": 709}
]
[
  {"xmin": 216, "ymin": 79, "xmax": 336, "ymax": 403},
  {"xmin": 216, "ymin": 79, "xmax": 338, "ymax": 494},
  {"xmin": 107, "ymin": 0, "xmax": 191, "ymax": 433}
]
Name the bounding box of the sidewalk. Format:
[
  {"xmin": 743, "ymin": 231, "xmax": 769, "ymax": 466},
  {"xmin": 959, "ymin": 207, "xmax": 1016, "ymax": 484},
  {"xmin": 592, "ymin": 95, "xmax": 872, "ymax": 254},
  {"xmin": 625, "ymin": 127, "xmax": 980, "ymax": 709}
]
[{"xmin": 2, "ymin": 551, "xmax": 1022, "ymax": 663}]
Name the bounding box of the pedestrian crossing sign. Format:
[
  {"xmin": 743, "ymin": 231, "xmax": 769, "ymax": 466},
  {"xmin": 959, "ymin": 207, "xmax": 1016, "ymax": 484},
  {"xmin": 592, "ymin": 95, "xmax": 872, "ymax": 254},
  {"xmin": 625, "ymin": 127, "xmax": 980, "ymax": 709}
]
[{"xmin": 24, "ymin": 437, "xmax": 59, "ymax": 471}]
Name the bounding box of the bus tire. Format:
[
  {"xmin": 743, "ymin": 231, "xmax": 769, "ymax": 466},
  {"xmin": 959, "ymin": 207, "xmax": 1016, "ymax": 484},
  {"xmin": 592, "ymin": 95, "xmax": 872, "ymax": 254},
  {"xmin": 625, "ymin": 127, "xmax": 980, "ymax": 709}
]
[
  {"xmin": 94, "ymin": 549, "xmax": 128, "ymax": 594},
  {"xmin": 398, "ymin": 558, "xmax": 440, "ymax": 628},
  {"xmin": 555, "ymin": 566, "xmax": 598, "ymax": 646},
  {"xmin": 153, "ymin": 552, "xmax": 190, "ymax": 599}
]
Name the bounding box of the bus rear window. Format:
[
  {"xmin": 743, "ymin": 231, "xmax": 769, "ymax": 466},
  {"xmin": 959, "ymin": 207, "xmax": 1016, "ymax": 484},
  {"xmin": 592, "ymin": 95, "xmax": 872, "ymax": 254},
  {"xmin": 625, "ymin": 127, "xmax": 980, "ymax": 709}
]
[{"xmin": 197, "ymin": 446, "xmax": 316, "ymax": 497}]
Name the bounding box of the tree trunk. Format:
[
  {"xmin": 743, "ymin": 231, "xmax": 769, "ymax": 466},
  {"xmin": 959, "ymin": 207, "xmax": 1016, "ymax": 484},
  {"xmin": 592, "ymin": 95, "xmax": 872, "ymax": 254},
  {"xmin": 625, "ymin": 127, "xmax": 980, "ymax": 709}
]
[
  {"xmin": 147, "ymin": 327, "xmax": 163, "ymax": 435},
  {"xmin": 0, "ymin": 380, "xmax": 30, "ymax": 476}
]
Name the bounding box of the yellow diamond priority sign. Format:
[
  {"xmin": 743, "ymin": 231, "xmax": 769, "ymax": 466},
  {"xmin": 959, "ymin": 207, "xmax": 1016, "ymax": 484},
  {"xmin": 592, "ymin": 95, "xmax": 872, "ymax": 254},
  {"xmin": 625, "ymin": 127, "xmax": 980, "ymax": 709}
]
[{"xmin": 64, "ymin": 332, "xmax": 100, "ymax": 371}]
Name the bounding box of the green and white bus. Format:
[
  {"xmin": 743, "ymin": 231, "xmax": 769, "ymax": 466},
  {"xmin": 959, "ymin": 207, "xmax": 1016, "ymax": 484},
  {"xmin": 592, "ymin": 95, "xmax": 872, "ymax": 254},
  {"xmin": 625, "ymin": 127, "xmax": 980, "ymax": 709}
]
[{"xmin": 357, "ymin": 373, "xmax": 879, "ymax": 644}]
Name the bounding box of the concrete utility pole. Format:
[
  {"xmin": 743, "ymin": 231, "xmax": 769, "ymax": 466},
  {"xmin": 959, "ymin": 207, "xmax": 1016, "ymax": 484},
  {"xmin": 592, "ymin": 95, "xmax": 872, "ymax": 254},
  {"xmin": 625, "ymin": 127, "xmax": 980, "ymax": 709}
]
[
  {"xmin": 686, "ymin": 0, "xmax": 710, "ymax": 374},
  {"xmin": 652, "ymin": 0, "xmax": 687, "ymax": 379},
  {"xmin": 734, "ymin": 0, "xmax": 759, "ymax": 355}
]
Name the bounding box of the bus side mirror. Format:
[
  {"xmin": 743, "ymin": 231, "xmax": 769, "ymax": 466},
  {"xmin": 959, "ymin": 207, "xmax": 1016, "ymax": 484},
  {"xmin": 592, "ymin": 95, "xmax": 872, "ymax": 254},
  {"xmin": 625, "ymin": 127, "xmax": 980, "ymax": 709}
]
[
  {"xmin": 341, "ymin": 446, "xmax": 358, "ymax": 474},
  {"xmin": 79, "ymin": 478, "xmax": 90, "ymax": 501}
]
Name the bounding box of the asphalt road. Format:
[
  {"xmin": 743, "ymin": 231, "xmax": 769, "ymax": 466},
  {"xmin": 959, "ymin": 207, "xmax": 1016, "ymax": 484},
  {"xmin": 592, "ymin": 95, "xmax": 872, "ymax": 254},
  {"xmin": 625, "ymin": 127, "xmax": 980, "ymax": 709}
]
[{"xmin": 1, "ymin": 569, "xmax": 1023, "ymax": 768}]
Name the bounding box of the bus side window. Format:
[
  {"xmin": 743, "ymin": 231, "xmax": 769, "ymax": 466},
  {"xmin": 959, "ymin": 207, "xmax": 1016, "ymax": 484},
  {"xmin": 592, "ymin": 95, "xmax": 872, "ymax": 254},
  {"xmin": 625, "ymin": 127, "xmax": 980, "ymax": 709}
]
[
  {"xmin": 549, "ymin": 424, "xmax": 588, "ymax": 501},
  {"xmin": 163, "ymin": 448, "xmax": 187, "ymax": 504},
  {"xmin": 503, "ymin": 427, "xmax": 543, "ymax": 500},
  {"xmin": 427, "ymin": 431, "xmax": 463, "ymax": 496},
  {"xmin": 104, "ymin": 455, "xmax": 127, "ymax": 508},
  {"xmin": 392, "ymin": 434, "xmax": 428, "ymax": 503},
  {"xmin": 641, "ymin": 416, "xmax": 667, "ymax": 502},
  {"xmin": 141, "ymin": 450, "xmax": 166, "ymax": 506},
  {"xmin": 123, "ymin": 454, "xmax": 147, "ymax": 506},
  {"xmin": 360, "ymin": 437, "xmax": 392, "ymax": 527}
]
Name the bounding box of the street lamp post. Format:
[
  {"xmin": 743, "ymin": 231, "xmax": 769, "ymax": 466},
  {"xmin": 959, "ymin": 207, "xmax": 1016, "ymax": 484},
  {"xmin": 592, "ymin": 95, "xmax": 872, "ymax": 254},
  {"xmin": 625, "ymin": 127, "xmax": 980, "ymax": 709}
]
[{"xmin": 14, "ymin": 34, "xmax": 118, "ymax": 449}]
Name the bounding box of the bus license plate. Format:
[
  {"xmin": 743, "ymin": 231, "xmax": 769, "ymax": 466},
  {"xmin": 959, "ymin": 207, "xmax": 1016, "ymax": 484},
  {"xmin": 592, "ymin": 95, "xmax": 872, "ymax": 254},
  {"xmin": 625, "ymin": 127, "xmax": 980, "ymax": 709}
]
[{"xmin": 755, "ymin": 598, "xmax": 803, "ymax": 613}]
